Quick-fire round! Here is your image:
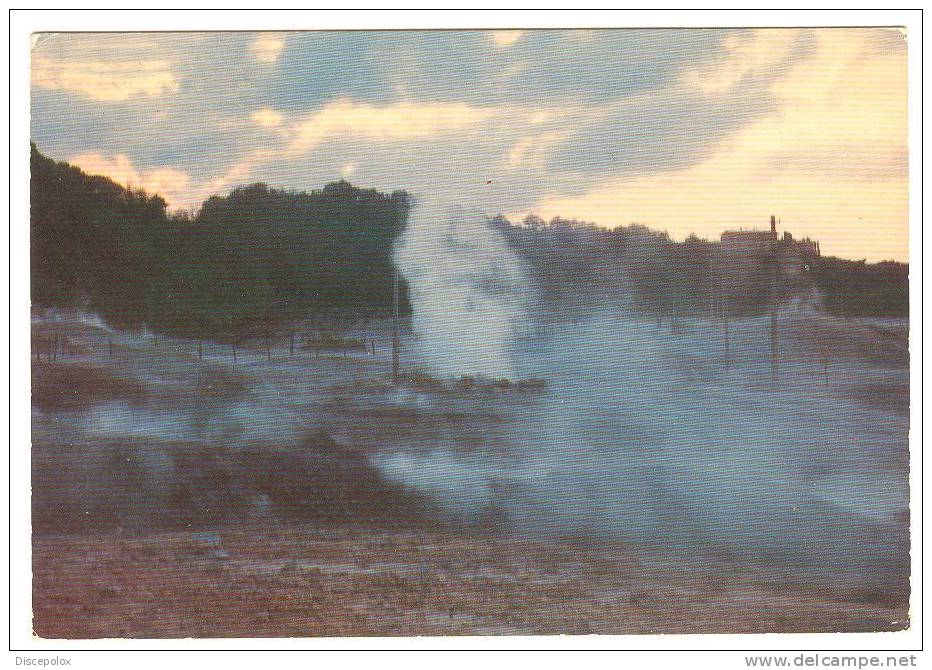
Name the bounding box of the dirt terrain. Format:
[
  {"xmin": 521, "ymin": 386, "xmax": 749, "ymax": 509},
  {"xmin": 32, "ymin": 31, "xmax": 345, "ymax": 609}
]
[
  {"xmin": 33, "ymin": 525, "xmax": 907, "ymax": 638},
  {"xmin": 30, "ymin": 311, "xmax": 911, "ymax": 638}
]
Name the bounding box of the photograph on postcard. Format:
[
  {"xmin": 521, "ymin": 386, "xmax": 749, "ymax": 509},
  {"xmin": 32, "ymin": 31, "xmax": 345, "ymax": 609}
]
[{"xmin": 28, "ymin": 27, "xmax": 910, "ymax": 638}]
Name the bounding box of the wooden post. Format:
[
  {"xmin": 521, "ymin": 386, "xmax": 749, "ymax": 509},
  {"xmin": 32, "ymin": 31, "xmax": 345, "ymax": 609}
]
[
  {"xmin": 231, "ymin": 342, "xmax": 237, "ymax": 363},
  {"xmin": 723, "ymin": 317, "xmax": 730, "ymax": 366},
  {"xmin": 709, "ymin": 251, "xmax": 731, "ymax": 370},
  {"xmin": 108, "ymin": 336, "xmax": 113, "ymax": 358},
  {"xmin": 370, "ymin": 339, "xmax": 376, "ymax": 356},
  {"xmin": 770, "ymin": 245, "xmax": 779, "ymax": 381},
  {"xmin": 392, "ymin": 268, "xmax": 400, "ymax": 383},
  {"xmin": 770, "ymin": 312, "xmax": 778, "ymax": 379},
  {"xmin": 719, "ymin": 256, "xmax": 730, "ymax": 370}
]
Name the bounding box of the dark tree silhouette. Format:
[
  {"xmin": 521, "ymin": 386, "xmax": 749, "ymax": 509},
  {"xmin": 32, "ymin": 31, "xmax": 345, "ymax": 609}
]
[{"xmin": 30, "ymin": 143, "xmax": 907, "ymax": 336}]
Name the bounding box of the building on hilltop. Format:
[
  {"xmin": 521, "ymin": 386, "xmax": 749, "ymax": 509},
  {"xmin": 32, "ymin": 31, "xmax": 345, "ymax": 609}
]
[
  {"xmin": 714, "ymin": 216, "xmax": 821, "ymax": 313},
  {"xmin": 720, "ymin": 215, "xmax": 820, "ymax": 259}
]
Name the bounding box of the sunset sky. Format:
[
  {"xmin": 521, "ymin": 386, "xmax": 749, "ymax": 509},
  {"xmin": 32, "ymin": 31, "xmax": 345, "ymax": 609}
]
[{"xmin": 30, "ymin": 28, "xmax": 908, "ymax": 262}]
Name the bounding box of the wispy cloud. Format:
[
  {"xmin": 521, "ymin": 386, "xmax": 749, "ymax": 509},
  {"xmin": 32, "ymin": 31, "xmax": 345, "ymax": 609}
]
[
  {"xmin": 250, "ymin": 34, "xmax": 285, "ymax": 64},
  {"xmin": 681, "ymin": 30, "xmax": 802, "ymax": 95},
  {"xmin": 288, "ymin": 99, "xmax": 494, "ymax": 154},
  {"xmin": 68, "ymin": 153, "xmax": 190, "ymax": 209},
  {"xmin": 504, "ymin": 131, "xmax": 568, "ymax": 171},
  {"xmin": 32, "ymin": 56, "xmax": 178, "ymax": 102},
  {"xmin": 251, "ymin": 108, "xmax": 283, "ymax": 127},
  {"xmin": 488, "ymin": 31, "xmax": 524, "ymax": 47},
  {"xmin": 522, "ymin": 29, "xmax": 908, "ymax": 262}
]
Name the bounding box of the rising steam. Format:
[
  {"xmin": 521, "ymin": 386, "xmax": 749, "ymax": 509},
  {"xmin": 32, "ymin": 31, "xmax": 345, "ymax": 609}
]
[{"xmin": 393, "ymin": 200, "xmax": 530, "ymax": 379}]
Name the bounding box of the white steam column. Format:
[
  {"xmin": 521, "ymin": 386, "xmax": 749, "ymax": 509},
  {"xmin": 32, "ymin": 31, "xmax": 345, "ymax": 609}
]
[{"xmin": 393, "ymin": 200, "xmax": 529, "ymax": 379}]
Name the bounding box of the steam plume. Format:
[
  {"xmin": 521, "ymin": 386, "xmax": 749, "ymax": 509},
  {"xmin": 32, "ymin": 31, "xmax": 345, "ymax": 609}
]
[{"xmin": 393, "ymin": 200, "xmax": 529, "ymax": 379}]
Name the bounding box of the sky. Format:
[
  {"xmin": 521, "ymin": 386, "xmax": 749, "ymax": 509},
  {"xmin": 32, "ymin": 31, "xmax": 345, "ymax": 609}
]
[{"xmin": 30, "ymin": 28, "xmax": 908, "ymax": 262}]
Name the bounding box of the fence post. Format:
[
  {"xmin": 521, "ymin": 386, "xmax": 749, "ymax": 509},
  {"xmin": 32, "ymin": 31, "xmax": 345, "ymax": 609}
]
[
  {"xmin": 770, "ymin": 247, "xmax": 779, "ymax": 380},
  {"xmin": 392, "ymin": 268, "xmax": 400, "ymax": 382}
]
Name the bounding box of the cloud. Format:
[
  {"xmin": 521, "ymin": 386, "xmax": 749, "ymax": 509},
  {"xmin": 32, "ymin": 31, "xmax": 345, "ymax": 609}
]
[
  {"xmin": 250, "ymin": 34, "xmax": 285, "ymax": 64},
  {"xmin": 30, "ymin": 29, "xmax": 907, "ymax": 262},
  {"xmin": 68, "ymin": 153, "xmax": 191, "ymax": 210},
  {"xmin": 204, "ymin": 159, "xmax": 256, "ymax": 195},
  {"xmin": 69, "ymin": 146, "xmax": 281, "ymax": 217},
  {"xmin": 385, "ymin": 30, "xmax": 731, "ymax": 107},
  {"xmin": 548, "ymin": 32, "xmax": 815, "ymax": 182},
  {"xmin": 488, "ymin": 31, "xmax": 525, "ymax": 47},
  {"xmin": 763, "ymin": 147, "xmax": 907, "ymax": 182},
  {"xmin": 288, "ymin": 99, "xmax": 494, "ymax": 154},
  {"xmin": 31, "ymin": 56, "xmax": 178, "ymax": 102},
  {"xmin": 504, "ymin": 131, "xmax": 569, "ymax": 171},
  {"xmin": 505, "ymin": 138, "xmax": 533, "ymax": 170},
  {"xmin": 682, "ymin": 30, "xmax": 802, "ymax": 95},
  {"xmin": 520, "ymin": 29, "xmax": 908, "ymax": 262},
  {"xmin": 251, "ymin": 108, "xmax": 283, "ymax": 127}
]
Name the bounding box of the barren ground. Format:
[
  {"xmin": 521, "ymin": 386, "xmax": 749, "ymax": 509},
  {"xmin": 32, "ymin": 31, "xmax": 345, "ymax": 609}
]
[
  {"xmin": 33, "ymin": 525, "xmax": 908, "ymax": 638},
  {"xmin": 30, "ymin": 312, "xmax": 911, "ymax": 638}
]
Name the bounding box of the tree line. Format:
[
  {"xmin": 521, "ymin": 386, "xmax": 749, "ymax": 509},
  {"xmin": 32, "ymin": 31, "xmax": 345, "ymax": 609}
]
[
  {"xmin": 31, "ymin": 144, "xmax": 411, "ymax": 340},
  {"xmin": 31, "ymin": 143, "xmax": 908, "ymax": 341},
  {"xmin": 494, "ymin": 215, "xmax": 908, "ymax": 319}
]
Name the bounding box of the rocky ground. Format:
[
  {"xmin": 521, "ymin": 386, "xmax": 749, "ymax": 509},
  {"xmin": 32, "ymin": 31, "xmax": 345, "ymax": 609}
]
[{"xmin": 33, "ymin": 525, "xmax": 908, "ymax": 638}]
